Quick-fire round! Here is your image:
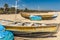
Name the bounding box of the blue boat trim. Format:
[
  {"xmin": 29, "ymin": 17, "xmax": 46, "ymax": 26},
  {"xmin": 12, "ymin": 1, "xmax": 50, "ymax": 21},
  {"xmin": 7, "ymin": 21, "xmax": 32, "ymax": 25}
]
[{"xmin": 30, "ymin": 15, "xmax": 42, "ymax": 21}]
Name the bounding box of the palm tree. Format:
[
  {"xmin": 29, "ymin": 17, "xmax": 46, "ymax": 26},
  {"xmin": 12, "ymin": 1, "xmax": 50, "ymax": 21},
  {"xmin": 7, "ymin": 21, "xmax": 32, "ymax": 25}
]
[{"xmin": 4, "ymin": 3, "xmax": 9, "ymax": 14}]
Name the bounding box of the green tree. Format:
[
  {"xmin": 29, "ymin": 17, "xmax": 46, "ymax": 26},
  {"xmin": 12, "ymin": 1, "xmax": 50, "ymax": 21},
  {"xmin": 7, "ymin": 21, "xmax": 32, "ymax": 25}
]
[
  {"xmin": 24, "ymin": 8, "xmax": 28, "ymax": 12},
  {"xmin": 4, "ymin": 3, "xmax": 9, "ymax": 14}
]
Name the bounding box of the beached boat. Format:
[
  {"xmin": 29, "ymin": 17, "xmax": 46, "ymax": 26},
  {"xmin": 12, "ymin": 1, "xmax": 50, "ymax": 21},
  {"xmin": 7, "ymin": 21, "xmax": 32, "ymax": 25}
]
[
  {"xmin": 21, "ymin": 13, "xmax": 58, "ymax": 20},
  {"xmin": 4, "ymin": 22, "xmax": 59, "ymax": 33},
  {"xmin": 0, "ymin": 20, "xmax": 58, "ymax": 33}
]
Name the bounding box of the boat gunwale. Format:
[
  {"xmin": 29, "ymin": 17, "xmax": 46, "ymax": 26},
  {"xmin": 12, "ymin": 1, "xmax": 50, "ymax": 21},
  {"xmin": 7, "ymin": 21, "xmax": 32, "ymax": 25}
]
[{"xmin": 4, "ymin": 25, "xmax": 57, "ymax": 28}]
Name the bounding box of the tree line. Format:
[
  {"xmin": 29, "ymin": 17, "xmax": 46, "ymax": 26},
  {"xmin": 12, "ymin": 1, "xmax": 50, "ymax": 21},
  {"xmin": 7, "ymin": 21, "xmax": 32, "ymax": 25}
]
[
  {"xmin": 0, "ymin": 3, "xmax": 20, "ymax": 14},
  {"xmin": 0, "ymin": 3, "xmax": 57, "ymax": 14}
]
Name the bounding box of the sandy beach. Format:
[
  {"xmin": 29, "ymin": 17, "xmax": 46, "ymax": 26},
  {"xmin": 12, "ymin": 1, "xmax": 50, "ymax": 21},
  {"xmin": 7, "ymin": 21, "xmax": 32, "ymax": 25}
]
[{"xmin": 0, "ymin": 12, "xmax": 60, "ymax": 40}]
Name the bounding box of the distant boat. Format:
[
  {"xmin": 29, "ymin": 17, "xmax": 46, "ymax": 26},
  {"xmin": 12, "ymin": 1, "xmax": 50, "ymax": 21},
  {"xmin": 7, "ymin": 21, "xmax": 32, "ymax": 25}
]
[{"xmin": 21, "ymin": 13, "xmax": 58, "ymax": 20}]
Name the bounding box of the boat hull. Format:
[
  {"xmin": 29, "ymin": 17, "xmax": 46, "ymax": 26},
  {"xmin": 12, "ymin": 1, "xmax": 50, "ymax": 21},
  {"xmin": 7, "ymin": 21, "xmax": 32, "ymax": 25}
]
[
  {"xmin": 4, "ymin": 25, "xmax": 57, "ymax": 33},
  {"xmin": 21, "ymin": 13, "xmax": 57, "ymax": 20}
]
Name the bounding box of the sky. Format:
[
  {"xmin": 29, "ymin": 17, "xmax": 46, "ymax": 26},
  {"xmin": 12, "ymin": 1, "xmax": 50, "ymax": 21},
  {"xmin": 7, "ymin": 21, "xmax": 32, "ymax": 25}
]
[{"xmin": 0, "ymin": 0, "xmax": 60, "ymax": 10}]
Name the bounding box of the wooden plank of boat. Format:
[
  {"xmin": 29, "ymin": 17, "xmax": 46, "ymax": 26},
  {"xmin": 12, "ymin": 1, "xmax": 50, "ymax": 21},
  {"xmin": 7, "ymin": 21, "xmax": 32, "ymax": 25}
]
[
  {"xmin": 4, "ymin": 25, "xmax": 57, "ymax": 33},
  {"xmin": 21, "ymin": 13, "xmax": 30, "ymax": 19}
]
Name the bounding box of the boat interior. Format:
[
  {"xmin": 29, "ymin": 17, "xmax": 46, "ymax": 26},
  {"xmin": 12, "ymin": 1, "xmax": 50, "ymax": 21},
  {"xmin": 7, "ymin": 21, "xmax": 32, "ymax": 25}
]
[
  {"xmin": 21, "ymin": 13, "xmax": 58, "ymax": 17},
  {"xmin": 0, "ymin": 19, "xmax": 58, "ymax": 27}
]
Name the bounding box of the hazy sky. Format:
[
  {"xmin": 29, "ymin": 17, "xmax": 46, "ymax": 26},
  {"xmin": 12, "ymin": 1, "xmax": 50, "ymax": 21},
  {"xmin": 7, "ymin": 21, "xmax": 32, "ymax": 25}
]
[{"xmin": 0, "ymin": 0, "xmax": 60, "ymax": 10}]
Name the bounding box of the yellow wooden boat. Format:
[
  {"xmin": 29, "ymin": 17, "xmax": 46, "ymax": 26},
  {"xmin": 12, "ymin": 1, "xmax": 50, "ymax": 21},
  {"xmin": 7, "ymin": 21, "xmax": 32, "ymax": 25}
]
[
  {"xmin": 0, "ymin": 20, "xmax": 58, "ymax": 33},
  {"xmin": 5, "ymin": 25, "xmax": 57, "ymax": 33},
  {"xmin": 21, "ymin": 13, "xmax": 58, "ymax": 20}
]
